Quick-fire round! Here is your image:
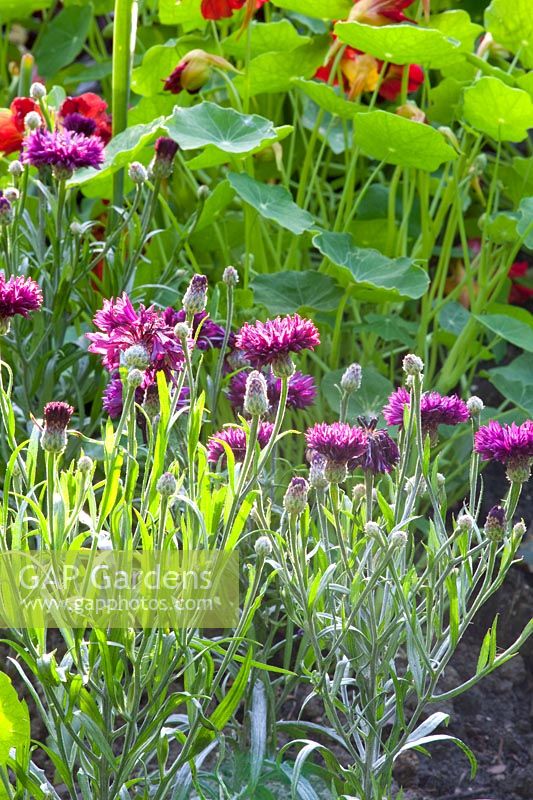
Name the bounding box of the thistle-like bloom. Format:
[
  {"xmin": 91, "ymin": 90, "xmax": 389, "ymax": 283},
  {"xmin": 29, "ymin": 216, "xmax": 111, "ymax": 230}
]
[
  {"xmin": 151, "ymin": 137, "xmax": 179, "ymax": 178},
  {"xmin": 236, "ymin": 314, "xmax": 320, "ymax": 376},
  {"xmin": 41, "ymin": 401, "xmax": 74, "ymax": 454},
  {"xmin": 484, "ymin": 505, "xmax": 507, "ymax": 542},
  {"xmin": 62, "ymin": 112, "xmax": 97, "ymax": 137},
  {"xmin": 0, "ymin": 273, "xmax": 43, "ymax": 334},
  {"xmin": 227, "ymin": 369, "xmax": 316, "ymax": 414},
  {"xmin": 207, "ymin": 422, "xmax": 274, "ymax": 466},
  {"xmin": 87, "ymin": 294, "xmax": 185, "ymax": 375},
  {"xmin": 22, "ymin": 128, "xmax": 104, "ymax": 176},
  {"xmin": 59, "ymin": 92, "xmax": 111, "ymax": 143},
  {"xmin": 475, "ymin": 420, "xmax": 533, "ymax": 483},
  {"xmin": 383, "ymin": 387, "xmax": 469, "ymax": 440},
  {"xmin": 356, "ymin": 417, "xmax": 400, "ymax": 474},
  {"xmin": 163, "ymin": 308, "xmax": 226, "ymax": 350},
  {"xmin": 306, "ymin": 422, "xmax": 367, "ymax": 482}
]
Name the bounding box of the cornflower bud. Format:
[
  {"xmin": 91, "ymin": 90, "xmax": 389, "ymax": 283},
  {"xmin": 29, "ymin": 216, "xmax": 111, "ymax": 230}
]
[
  {"xmin": 197, "ymin": 185, "xmax": 210, "ymax": 201},
  {"xmin": 8, "ymin": 160, "xmax": 23, "ymax": 178},
  {"xmin": 3, "ymin": 187, "xmax": 19, "ymax": 203},
  {"xmin": 30, "ymin": 81, "xmax": 46, "ymax": 100},
  {"xmin": 467, "ymin": 396, "xmax": 484, "ymax": 417},
  {"xmin": 402, "ymin": 354, "xmax": 424, "ymax": 376},
  {"xmin": 364, "ymin": 521, "xmax": 381, "ymax": 538},
  {"xmin": 70, "ymin": 221, "xmax": 83, "ymax": 236},
  {"xmin": 123, "ymin": 344, "xmax": 150, "ymax": 371},
  {"xmin": 341, "ymin": 363, "xmax": 362, "ymax": 394},
  {"xmin": 24, "ymin": 111, "xmax": 42, "ymax": 131},
  {"xmin": 182, "ymin": 274, "xmax": 208, "ymax": 316},
  {"xmin": 309, "ymin": 454, "xmax": 328, "ymax": 490},
  {"xmin": 255, "ymin": 536, "xmax": 272, "ymax": 558},
  {"xmin": 127, "ymin": 369, "xmax": 144, "ymax": 389},
  {"xmin": 143, "ymin": 384, "xmax": 159, "ymax": 419},
  {"xmin": 0, "ymin": 194, "xmax": 13, "ymax": 226},
  {"xmin": 128, "ymin": 161, "xmax": 148, "ymax": 185},
  {"xmin": 174, "ymin": 321, "xmax": 190, "ymax": 341},
  {"xmin": 390, "ymin": 530, "xmax": 408, "ymax": 548},
  {"xmin": 456, "ymin": 512, "xmax": 474, "ymax": 532},
  {"xmin": 243, "ymin": 370, "xmax": 269, "ymax": 417},
  {"xmin": 151, "ymin": 137, "xmax": 179, "ymax": 179},
  {"xmin": 223, "ymin": 265, "xmax": 239, "ymax": 287},
  {"xmin": 41, "ymin": 401, "xmax": 74, "ymax": 454},
  {"xmin": 513, "ymin": 520, "xmax": 527, "ymax": 538},
  {"xmin": 352, "ymin": 483, "xmax": 366, "ymax": 504},
  {"xmin": 484, "ymin": 505, "xmax": 506, "ymax": 542},
  {"xmin": 157, "ymin": 471, "xmax": 177, "ymax": 497},
  {"xmin": 77, "ymin": 455, "xmax": 93, "ymax": 474},
  {"xmin": 283, "ymin": 476, "xmax": 309, "ymax": 516}
]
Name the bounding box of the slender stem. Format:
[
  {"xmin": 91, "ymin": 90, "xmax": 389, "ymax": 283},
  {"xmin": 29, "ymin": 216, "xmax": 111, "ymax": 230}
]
[{"xmin": 111, "ymin": 0, "xmax": 138, "ymax": 214}]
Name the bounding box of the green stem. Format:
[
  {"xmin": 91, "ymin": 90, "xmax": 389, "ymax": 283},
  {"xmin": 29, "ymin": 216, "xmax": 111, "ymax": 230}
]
[{"xmin": 111, "ymin": 0, "xmax": 138, "ymax": 214}]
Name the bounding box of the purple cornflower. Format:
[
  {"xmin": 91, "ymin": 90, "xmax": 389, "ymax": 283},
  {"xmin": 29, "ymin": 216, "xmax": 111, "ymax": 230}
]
[
  {"xmin": 103, "ymin": 374, "xmax": 189, "ymax": 419},
  {"xmin": 41, "ymin": 401, "xmax": 74, "ymax": 453},
  {"xmin": 227, "ymin": 369, "xmax": 317, "ymax": 415},
  {"xmin": 356, "ymin": 417, "xmax": 400, "ymax": 474},
  {"xmin": 87, "ymin": 294, "xmax": 185, "ymax": 375},
  {"xmin": 163, "ymin": 308, "xmax": 226, "ymax": 350},
  {"xmin": 306, "ymin": 422, "xmax": 367, "ymax": 483},
  {"xmin": 207, "ymin": 422, "xmax": 274, "ymax": 466},
  {"xmin": 22, "ymin": 128, "xmax": 104, "ymax": 176},
  {"xmin": 475, "ymin": 420, "xmax": 533, "ymax": 483},
  {"xmin": 62, "ymin": 112, "xmax": 97, "ymax": 137},
  {"xmin": 0, "ymin": 192, "xmax": 13, "ymax": 225},
  {"xmin": 151, "ymin": 137, "xmax": 179, "ymax": 178},
  {"xmin": 236, "ymin": 314, "xmax": 320, "ymax": 377},
  {"xmin": 0, "ymin": 273, "xmax": 43, "ymax": 334},
  {"xmin": 383, "ymin": 387, "xmax": 469, "ymax": 441}
]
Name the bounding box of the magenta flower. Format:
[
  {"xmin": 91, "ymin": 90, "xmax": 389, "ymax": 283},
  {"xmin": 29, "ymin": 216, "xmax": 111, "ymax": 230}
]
[
  {"xmin": 41, "ymin": 401, "xmax": 74, "ymax": 453},
  {"xmin": 103, "ymin": 373, "xmax": 189, "ymax": 419},
  {"xmin": 0, "ymin": 273, "xmax": 43, "ymax": 333},
  {"xmin": 22, "ymin": 128, "xmax": 104, "ymax": 175},
  {"xmin": 383, "ymin": 387, "xmax": 468, "ymax": 440},
  {"xmin": 306, "ymin": 422, "xmax": 367, "ymax": 465},
  {"xmin": 227, "ymin": 369, "xmax": 317, "ymax": 414},
  {"xmin": 163, "ymin": 308, "xmax": 226, "ymax": 350},
  {"xmin": 356, "ymin": 418, "xmax": 400, "ymax": 474},
  {"xmin": 475, "ymin": 420, "xmax": 533, "ymax": 483},
  {"xmin": 235, "ymin": 314, "xmax": 320, "ymax": 376},
  {"xmin": 87, "ymin": 294, "xmax": 185, "ymax": 375},
  {"xmin": 207, "ymin": 422, "xmax": 274, "ymax": 466},
  {"xmin": 62, "ymin": 112, "xmax": 97, "ymax": 137}
]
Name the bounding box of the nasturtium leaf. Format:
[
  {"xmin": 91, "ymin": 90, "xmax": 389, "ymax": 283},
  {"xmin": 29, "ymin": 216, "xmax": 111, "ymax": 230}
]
[
  {"xmin": 228, "ymin": 173, "xmax": 315, "ymax": 234},
  {"xmin": 476, "ymin": 307, "xmax": 533, "ymax": 352},
  {"xmin": 131, "ymin": 42, "xmax": 181, "ymax": 97},
  {"xmin": 195, "ymin": 180, "xmax": 235, "ymax": 232},
  {"xmin": 488, "ymin": 354, "xmax": 533, "ymax": 416},
  {"xmin": 322, "ymin": 366, "xmax": 393, "ymax": 420},
  {"xmin": 128, "ymin": 95, "xmax": 183, "ymax": 126},
  {"xmin": 353, "ymin": 314, "xmax": 417, "ymax": 347},
  {"xmin": 463, "ymin": 77, "xmax": 533, "ymax": 142},
  {"xmin": 483, "ymin": 211, "xmax": 519, "ymax": 244},
  {"xmin": 62, "ymin": 60, "xmax": 113, "ymax": 86},
  {"xmin": 516, "ymin": 197, "xmax": 533, "ymax": 248},
  {"xmin": 233, "ymin": 38, "xmax": 329, "ymax": 97},
  {"xmin": 185, "ymin": 125, "xmax": 292, "ymax": 169},
  {"xmin": 223, "ymin": 20, "xmax": 309, "ymax": 58},
  {"xmin": 34, "ymin": 4, "xmax": 93, "ymax": 77},
  {"xmin": 271, "ymin": 0, "xmax": 352, "ymax": 19},
  {"xmin": 427, "ymin": 77, "xmax": 467, "ymax": 125},
  {"xmin": 485, "ymin": 0, "xmax": 533, "ymax": 69},
  {"xmin": 0, "ymin": 0, "xmax": 52, "ymax": 21},
  {"xmin": 252, "ymin": 271, "xmax": 342, "ymax": 314},
  {"xmin": 293, "ymin": 78, "xmax": 360, "ymax": 119},
  {"xmin": 165, "ymin": 102, "xmax": 278, "ymax": 152},
  {"xmin": 334, "ymin": 21, "xmax": 462, "ymax": 68},
  {"xmin": 0, "ymin": 673, "xmax": 30, "ymax": 764},
  {"xmin": 354, "ymin": 110, "xmax": 457, "ymax": 171},
  {"xmin": 429, "ymin": 10, "xmax": 483, "ymax": 54},
  {"xmin": 516, "ymin": 71, "xmax": 533, "ymax": 100},
  {"xmin": 159, "ymin": 0, "xmax": 206, "ymax": 28},
  {"xmin": 313, "ymin": 230, "xmax": 429, "ymax": 300},
  {"xmin": 438, "ymin": 302, "xmax": 470, "ymax": 336}
]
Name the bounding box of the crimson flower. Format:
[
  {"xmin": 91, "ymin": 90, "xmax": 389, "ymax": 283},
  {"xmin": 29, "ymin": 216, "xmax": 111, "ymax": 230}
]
[
  {"xmin": 59, "ymin": 93, "xmax": 111, "ymax": 144},
  {"xmin": 0, "ymin": 97, "xmax": 41, "ymax": 154},
  {"xmin": 508, "ymin": 261, "xmax": 533, "ymax": 305},
  {"xmin": 349, "ymin": 0, "xmax": 414, "ymax": 26},
  {"xmin": 0, "ymin": 273, "xmax": 43, "ymax": 333},
  {"xmin": 235, "ymin": 314, "xmax": 320, "ymax": 376},
  {"xmin": 475, "ymin": 420, "xmax": 533, "ymax": 483},
  {"xmin": 201, "ymin": 0, "xmax": 267, "ymax": 20},
  {"xmin": 383, "ymin": 387, "xmax": 468, "ymax": 441},
  {"xmin": 207, "ymin": 422, "xmax": 273, "ymax": 465}
]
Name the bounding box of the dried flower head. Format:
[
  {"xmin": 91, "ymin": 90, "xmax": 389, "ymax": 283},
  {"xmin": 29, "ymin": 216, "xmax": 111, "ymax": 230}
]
[
  {"xmin": 475, "ymin": 420, "xmax": 533, "ymax": 483},
  {"xmin": 236, "ymin": 314, "xmax": 320, "ymax": 377},
  {"xmin": 22, "ymin": 128, "xmax": 104, "ymax": 177},
  {"xmin": 207, "ymin": 422, "xmax": 273, "ymax": 466},
  {"xmin": 0, "ymin": 272, "xmax": 43, "ymax": 334},
  {"xmin": 41, "ymin": 401, "xmax": 74, "ymax": 453}
]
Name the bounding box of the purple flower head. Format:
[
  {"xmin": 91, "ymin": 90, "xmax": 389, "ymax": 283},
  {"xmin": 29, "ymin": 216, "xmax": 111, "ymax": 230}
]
[
  {"xmin": 356, "ymin": 416, "xmax": 400, "ymax": 474},
  {"xmin": 163, "ymin": 308, "xmax": 225, "ymax": 350},
  {"xmin": 207, "ymin": 422, "xmax": 274, "ymax": 466},
  {"xmin": 227, "ymin": 369, "xmax": 316, "ymax": 415},
  {"xmin": 484, "ymin": 505, "xmax": 507, "ymax": 542},
  {"xmin": 22, "ymin": 128, "xmax": 104, "ymax": 175},
  {"xmin": 182, "ymin": 274, "xmax": 208, "ymax": 317},
  {"xmin": 383, "ymin": 387, "xmax": 468, "ymax": 441},
  {"xmin": 87, "ymin": 294, "xmax": 185, "ymax": 376},
  {"xmin": 0, "ymin": 273, "xmax": 43, "ymax": 333},
  {"xmin": 284, "ymin": 476, "xmax": 309, "ymax": 516},
  {"xmin": 155, "ymin": 136, "xmax": 179, "ymax": 162},
  {"xmin": 62, "ymin": 112, "xmax": 97, "ymax": 137},
  {"xmin": 41, "ymin": 401, "xmax": 73, "ymax": 453},
  {"xmin": 475, "ymin": 420, "xmax": 533, "ymax": 483},
  {"xmin": 103, "ymin": 373, "xmax": 189, "ymax": 419},
  {"xmin": 306, "ymin": 422, "xmax": 367, "ymax": 466},
  {"xmin": 103, "ymin": 375, "xmax": 126, "ymax": 419},
  {"xmin": 0, "ymin": 192, "xmax": 13, "ymax": 225},
  {"xmin": 236, "ymin": 314, "xmax": 320, "ymax": 377}
]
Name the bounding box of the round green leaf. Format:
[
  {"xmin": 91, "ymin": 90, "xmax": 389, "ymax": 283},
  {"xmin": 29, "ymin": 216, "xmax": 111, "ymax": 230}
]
[
  {"xmin": 334, "ymin": 21, "xmax": 462, "ymax": 68},
  {"xmin": 271, "ymin": 0, "xmax": 352, "ymax": 19},
  {"xmin": 0, "ymin": 0, "xmax": 52, "ymax": 22},
  {"xmin": 0, "ymin": 673, "xmax": 30, "ymax": 765},
  {"xmin": 485, "ymin": 0, "xmax": 533, "ymax": 69},
  {"xmin": 223, "ymin": 20, "xmax": 309, "ymax": 58},
  {"xmin": 33, "ymin": 3, "xmax": 93, "ymax": 78},
  {"xmin": 293, "ymin": 78, "xmax": 360, "ymax": 119},
  {"xmin": 429, "ymin": 10, "xmax": 483, "ymax": 54},
  {"xmin": 516, "ymin": 196, "xmax": 533, "ymax": 247},
  {"xmin": 228, "ymin": 173, "xmax": 315, "ymax": 234},
  {"xmin": 354, "ymin": 110, "xmax": 458, "ymax": 171},
  {"xmin": 185, "ymin": 125, "xmax": 293, "ymax": 169},
  {"xmin": 159, "ymin": 0, "xmax": 205, "ymax": 29},
  {"xmin": 233, "ymin": 38, "xmax": 329, "ymax": 97},
  {"xmin": 476, "ymin": 307, "xmax": 533, "ymax": 352},
  {"xmin": 463, "ymin": 77, "xmax": 533, "ymax": 142},
  {"xmin": 165, "ymin": 102, "xmax": 279, "ymax": 153},
  {"xmin": 488, "ymin": 353, "xmax": 533, "ymax": 416},
  {"xmin": 313, "ymin": 230, "xmax": 429, "ymax": 300},
  {"xmin": 322, "ymin": 367, "xmax": 393, "ymax": 420},
  {"xmin": 252, "ymin": 271, "xmax": 342, "ymax": 314}
]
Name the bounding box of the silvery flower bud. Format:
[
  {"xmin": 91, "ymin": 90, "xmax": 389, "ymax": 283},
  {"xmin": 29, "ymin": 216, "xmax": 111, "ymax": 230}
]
[
  {"xmin": 197, "ymin": 185, "xmax": 210, "ymax": 201},
  {"xmin": 513, "ymin": 520, "xmax": 526, "ymax": 538},
  {"xmin": 390, "ymin": 530, "xmax": 408, "ymax": 548},
  {"xmin": 223, "ymin": 265, "xmax": 239, "ymax": 287},
  {"xmin": 123, "ymin": 344, "xmax": 150, "ymax": 371},
  {"xmin": 364, "ymin": 521, "xmax": 381, "ymax": 538},
  {"xmin": 352, "ymin": 483, "xmax": 366, "ymax": 504},
  {"xmin": 254, "ymin": 536, "xmax": 272, "ymax": 558},
  {"xmin": 283, "ymin": 476, "xmax": 309, "ymax": 516},
  {"xmin": 243, "ymin": 370, "xmax": 269, "ymax": 417},
  {"xmin": 3, "ymin": 187, "xmax": 19, "ymax": 202},
  {"xmin": 30, "ymin": 81, "xmax": 46, "ymax": 100},
  {"xmin": 77, "ymin": 455, "xmax": 93, "ymax": 474},
  {"xmin": 70, "ymin": 221, "xmax": 83, "ymax": 236},
  {"xmin": 457, "ymin": 512, "xmax": 474, "ymax": 531},
  {"xmin": 467, "ymin": 396, "xmax": 484, "ymax": 417},
  {"xmin": 8, "ymin": 160, "xmax": 23, "ymax": 178},
  {"xmin": 128, "ymin": 161, "xmax": 147, "ymax": 185},
  {"xmin": 127, "ymin": 369, "xmax": 144, "ymax": 389},
  {"xmin": 402, "ymin": 354, "xmax": 424, "ymax": 376},
  {"xmin": 143, "ymin": 384, "xmax": 159, "ymax": 419},
  {"xmin": 182, "ymin": 274, "xmax": 208, "ymax": 316},
  {"xmin": 309, "ymin": 454, "xmax": 328, "ymax": 490},
  {"xmin": 484, "ymin": 505, "xmax": 506, "ymax": 542},
  {"xmin": 157, "ymin": 471, "xmax": 177, "ymax": 497},
  {"xmin": 174, "ymin": 321, "xmax": 190, "ymax": 341},
  {"xmin": 24, "ymin": 111, "xmax": 42, "ymax": 131},
  {"xmin": 341, "ymin": 363, "xmax": 362, "ymax": 394}
]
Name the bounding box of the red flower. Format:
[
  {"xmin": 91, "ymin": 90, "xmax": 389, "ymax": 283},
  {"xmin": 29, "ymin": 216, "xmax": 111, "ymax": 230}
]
[
  {"xmin": 378, "ymin": 63, "xmax": 424, "ymax": 101},
  {"xmin": 0, "ymin": 97, "xmax": 40, "ymax": 154},
  {"xmin": 59, "ymin": 93, "xmax": 111, "ymax": 144},
  {"xmin": 201, "ymin": 0, "xmax": 267, "ymax": 20},
  {"xmin": 349, "ymin": 0, "xmax": 414, "ymax": 25},
  {"xmin": 508, "ymin": 261, "xmax": 533, "ymax": 305}
]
